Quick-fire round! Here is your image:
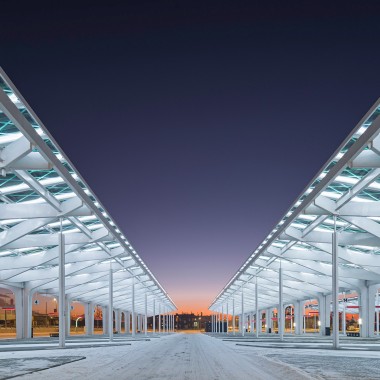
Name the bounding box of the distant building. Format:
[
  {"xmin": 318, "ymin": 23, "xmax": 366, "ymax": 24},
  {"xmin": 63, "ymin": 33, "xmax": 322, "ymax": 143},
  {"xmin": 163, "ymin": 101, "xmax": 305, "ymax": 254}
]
[{"xmin": 174, "ymin": 313, "xmax": 211, "ymax": 331}]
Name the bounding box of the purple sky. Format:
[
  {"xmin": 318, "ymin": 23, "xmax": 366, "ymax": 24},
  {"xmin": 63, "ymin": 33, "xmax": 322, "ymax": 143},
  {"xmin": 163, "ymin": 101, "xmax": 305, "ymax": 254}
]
[{"xmin": 2, "ymin": 1, "xmax": 380, "ymax": 314}]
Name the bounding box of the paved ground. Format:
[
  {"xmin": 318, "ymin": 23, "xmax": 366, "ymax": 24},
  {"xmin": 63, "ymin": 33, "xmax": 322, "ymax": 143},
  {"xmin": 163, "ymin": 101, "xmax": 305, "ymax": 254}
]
[
  {"xmin": 0, "ymin": 333, "xmax": 310, "ymax": 379},
  {"xmin": 1, "ymin": 333, "xmax": 380, "ymax": 379}
]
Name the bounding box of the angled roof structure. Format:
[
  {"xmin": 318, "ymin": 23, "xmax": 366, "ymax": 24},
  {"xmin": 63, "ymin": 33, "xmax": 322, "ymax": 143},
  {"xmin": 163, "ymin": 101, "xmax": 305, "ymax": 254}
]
[
  {"xmin": 210, "ymin": 98, "xmax": 380, "ymax": 315},
  {"xmin": 0, "ymin": 67, "xmax": 176, "ymax": 315}
]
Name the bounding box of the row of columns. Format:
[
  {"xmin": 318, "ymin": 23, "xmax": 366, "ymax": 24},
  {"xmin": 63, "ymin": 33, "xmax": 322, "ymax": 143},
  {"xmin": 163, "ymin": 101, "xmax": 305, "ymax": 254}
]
[
  {"xmin": 11, "ymin": 289, "xmax": 176, "ymax": 342},
  {"xmin": 7, "ymin": 222, "xmax": 175, "ymax": 346},
  {"xmin": 211, "ymin": 218, "xmax": 380, "ymax": 350},
  {"xmin": 212, "ymin": 290, "xmax": 380, "ymax": 341}
]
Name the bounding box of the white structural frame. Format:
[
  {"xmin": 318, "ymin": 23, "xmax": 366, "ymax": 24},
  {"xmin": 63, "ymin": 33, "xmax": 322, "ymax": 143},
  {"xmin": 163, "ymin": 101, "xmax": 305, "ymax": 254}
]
[
  {"xmin": 210, "ymin": 98, "xmax": 380, "ymax": 345},
  {"xmin": 0, "ymin": 68, "xmax": 176, "ymax": 343}
]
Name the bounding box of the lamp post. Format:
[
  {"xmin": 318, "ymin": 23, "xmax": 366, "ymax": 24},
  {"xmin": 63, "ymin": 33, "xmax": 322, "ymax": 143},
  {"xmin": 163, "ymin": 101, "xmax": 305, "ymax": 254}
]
[{"xmin": 75, "ymin": 317, "xmax": 82, "ymax": 333}]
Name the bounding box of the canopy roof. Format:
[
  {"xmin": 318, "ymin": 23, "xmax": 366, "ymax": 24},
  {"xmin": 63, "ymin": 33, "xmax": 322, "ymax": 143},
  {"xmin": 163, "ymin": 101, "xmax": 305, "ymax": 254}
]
[
  {"xmin": 210, "ymin": 98, "xmax": 380, "ymax": 314},
  {"xmin": 0, "ymin": 68, "xmax": 176, "ymax": 315}
]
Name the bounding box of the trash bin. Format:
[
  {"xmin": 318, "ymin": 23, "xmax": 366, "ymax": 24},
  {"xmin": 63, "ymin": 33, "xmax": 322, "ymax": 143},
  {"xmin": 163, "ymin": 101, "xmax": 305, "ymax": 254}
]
[
  {"xmin": 268, "ymin": 328, "xmax": 272, "ymax": 333},
  {"xmin": 325, "ymin": 327, "xmax": 330, "ymax": 336}
]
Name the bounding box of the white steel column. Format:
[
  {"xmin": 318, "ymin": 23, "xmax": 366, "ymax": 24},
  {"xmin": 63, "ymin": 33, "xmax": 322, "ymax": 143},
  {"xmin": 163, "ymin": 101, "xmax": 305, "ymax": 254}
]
[
  {"xmin": 103, "ymin": 306, "xmax": 109, "ymax": 335},
  {"xmin": 131, "ymin": 277, "xmax": 135, "ymax": 337},
  {"xmin": 87, "ymin": 303, "xmax": 94, "ymax": 335},
  {"xmin": 268, "ymin": 309, "xmax": 272, "ymax": 334},
  {"xmin": 221, "ymin": 305, "xmax": 224, "ymax": 333},
  {"xmin": 14, "ymin": 288, "xmax": 23, "ymax": 339},
  {"xmin": 126, "ymin": 311, "xmax": 130, "ymax": 334},
  {"xmin": 144, "ymin": 293, "xmax": 148, "ymax": 337},
  {"xmin": 153, "ymin": 299, "xmax": 156, "ymax": 334},
  {"xmin": 342, "ymin": 293, "xmax": 346, "ymax": 335},
  {"xmin": 58, "ymin": 218, "xmax": 66, "ymax": 348},
  {"xmin": 232, "ymin": 298, "xmax": 235, "ymax": 335},
  {"xmin": 241, "ymin": 286, "xmax": 245, "ymax": 337},
  {"xmin": 116, "ymin": 310, "xmax": 122, "ymax": 334},
  {"xmin": 109, "ymin": 262, "xmax": 113, "ymax": 342},
  {"xmin": 265, "ymin": 309, "xmax": 269, "ymax": 333},
  {"xmin": 159, "ymin": 304, "xmax": 161, "ymax": 334},
  {"xmin": 377, "ymin": 290, "xmax": 379, "ymax": 336},
  {"xmin": 84, "ymin": 303, "xmax": 89, "ymax": 335},
  {"xmin": 255, "ymin": 275, "xmax": 259, "ymax": 338},
  {"xmin": 279, "ymin": 261, "xmax": 284, "ymax": 342},
  {"xmin": 295, "ymin": 301, "xmax": 302, "ymax": 335},
  {"xmin": 332, "ymin": 215, "xmax": 339, "ymax": 349},
  {"xmin": 65, "ymin": 296, "xmax": 71, "ymax": 337},
  {"xmin": 226, "ymin": 302, "xmax": 229, "ymax": 334}
]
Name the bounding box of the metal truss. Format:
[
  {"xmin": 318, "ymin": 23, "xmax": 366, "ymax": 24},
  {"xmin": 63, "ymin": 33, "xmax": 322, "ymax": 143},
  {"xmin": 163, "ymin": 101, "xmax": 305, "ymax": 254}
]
[
  {"xmin": 210, "ymin": 97, "xmax": 380, "ymax": 316},
  {"xmin": 0, "ymin": 68, "xmax": 176, "ymax": 316}
]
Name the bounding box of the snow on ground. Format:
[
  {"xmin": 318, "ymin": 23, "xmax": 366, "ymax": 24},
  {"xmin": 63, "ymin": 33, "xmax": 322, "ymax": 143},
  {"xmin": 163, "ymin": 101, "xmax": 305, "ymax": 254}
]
[
  {"xmin": 0, "ymin": 356, "xmax": 84, "ymax": 379},
  {"xmin": 1, "ymin": 333, "xmax": 380, "ymax": 379},
  {"xmin": 0, "ymin": 333, "xmax": 311, "ymax": 380}
]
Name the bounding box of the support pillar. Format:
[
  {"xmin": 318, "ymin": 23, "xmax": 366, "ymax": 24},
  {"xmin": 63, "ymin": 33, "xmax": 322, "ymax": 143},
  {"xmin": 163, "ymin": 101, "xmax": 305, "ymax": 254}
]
[
  {"xmin": 332, "ymin": 216, "xmax": 339, "ymax": 349},
  {"xmin": 241, "ymin": 286, "xmax": 245, "ymax": 336},
  {"xmin": 255, "ymin": 275, "xmax": 259, "ymax": 338},
  {"xmin": 116, "ymin": 309, "xmax": 122, "ymax": 334},
  {"xmin": 85, "ymin": 302, "xmax": 94, "ymax": 335},
  {"xmin": 153, "ymin": 300, "xmax": 156, "ymax": 334},
  {"xmin": 58, "ymin": 220, "xmax": 66, "ymax": 348},
  {"xmin": 226, "ymin": 302, "xmax": 229, "ymax": 334},
  {"xmin": 360, "ymin": 284, "xmax": 377, "ymax": 338},
  {"xmin": 377, "ymin": 290, "xmax": 380, "ymax": 336},
  {"xmin": 294, "ymin": 301, "xmax": 303, "ymax": 335},
  {"xmin": 126, "ymin": 311, "xmax": 130, "ymax": 334},
  {"xmin": 318, "ymin": 294, "xmax": 331, "ymax": 336},
  {"xmin": 342, "ymin": 292, "xmax": 346, "ymax": 335},
  {"xmin": 103, "ymin": 306, "xmax": 109, "ymax": 335},
  {"xmin": 65, "ymin": 296, "xmax": 71, "ymax": 337},
  {"xmin": 158, "ymin": 304, "xmax": 161, "ymax": 334},
  {"xmin": 145, "ymin": 294, "xmax": 148, "ymax": 337},
  {"xmin": 279, "ymin": 262, "xmax": 284, "ymax": 341},
  {"xmin": 132, "ymin": 277, "xmax": 136, "ymax": 337},
  {"xmin": 14, "ymin": 288, "xmax": 24, "ymax": 339},
  {"xmin": 265, "ymin": 309, "xmax": 270, "ymax": 333},
  {"xmin": 221, "ymin": 305, "xmax": 224, "ymax": 333},
  {"xmin": 268, "ymin": 308, "xmax": 273, "ymax": 333},
  {"xmin": 232, "ymin": 298, "xmax": 235, "ymax": 335}
]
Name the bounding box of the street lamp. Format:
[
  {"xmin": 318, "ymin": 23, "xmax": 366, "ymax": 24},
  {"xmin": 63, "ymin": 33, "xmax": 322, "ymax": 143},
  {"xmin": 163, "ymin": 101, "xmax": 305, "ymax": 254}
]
[{"xmin": 75, "ymin": 317, "xmax": 82, "ymax": 333}]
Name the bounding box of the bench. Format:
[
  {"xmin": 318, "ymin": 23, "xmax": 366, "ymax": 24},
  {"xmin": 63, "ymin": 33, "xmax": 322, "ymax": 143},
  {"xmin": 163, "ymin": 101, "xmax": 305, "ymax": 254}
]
[
  {"xmin": 346, "ymin": 332, "xmax": 360, "ymax": 337},
  {"xmin": 49, "ymin": 332, "xmax": 59, "ymax": 337}
]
